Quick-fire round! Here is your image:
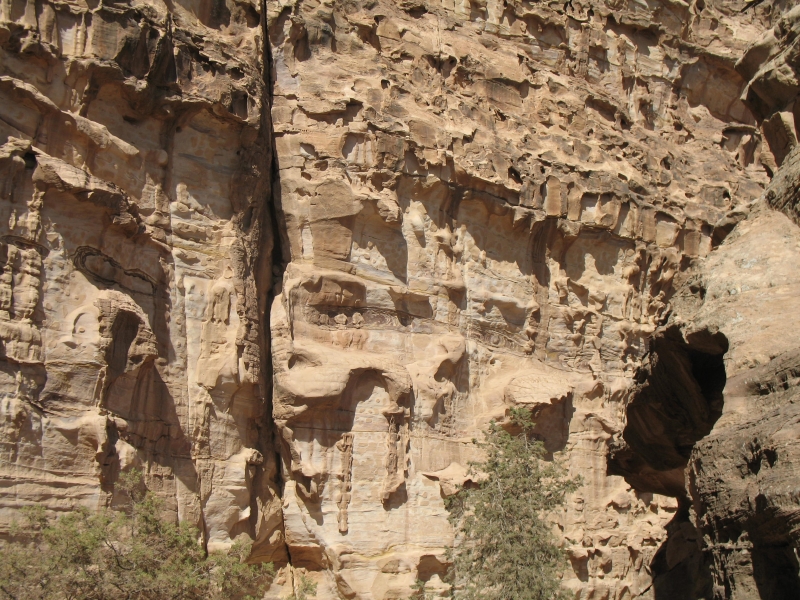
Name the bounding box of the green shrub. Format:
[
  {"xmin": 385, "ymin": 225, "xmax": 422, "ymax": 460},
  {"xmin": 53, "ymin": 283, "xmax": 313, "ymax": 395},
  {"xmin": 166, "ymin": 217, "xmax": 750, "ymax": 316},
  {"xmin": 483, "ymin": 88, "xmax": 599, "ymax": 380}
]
[
  {"xmin": 444, "ymin": 407, "xmax": 581, "ymax": 600},
  {"xmin": 0, "ymin": 470, "xmax": 273, "ymax": 600},
  {"xmin": 288, "ymin": 572, "xmax": 317, "ymax": 600}
]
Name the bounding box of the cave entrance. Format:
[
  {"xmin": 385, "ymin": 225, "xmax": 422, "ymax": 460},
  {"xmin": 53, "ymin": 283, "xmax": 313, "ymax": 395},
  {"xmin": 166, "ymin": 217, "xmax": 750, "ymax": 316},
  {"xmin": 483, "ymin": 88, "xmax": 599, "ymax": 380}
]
[
  {"xmin": 607, "ymin": 325, "xmax": 728, "ymax": 599},
  {"xmin": 608, "ymin": 325, "xmax": 728, "ymax": 496}
]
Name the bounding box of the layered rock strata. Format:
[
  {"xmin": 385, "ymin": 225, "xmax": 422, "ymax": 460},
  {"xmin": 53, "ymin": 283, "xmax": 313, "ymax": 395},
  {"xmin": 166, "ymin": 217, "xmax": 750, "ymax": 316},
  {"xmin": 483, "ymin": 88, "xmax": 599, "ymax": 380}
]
[
  {"xmin": 266, "ymin": 1, "xmax": 794, "ymax": 598},
  {"xmin": 1, "ymin": 1, "xmax": 800, "ymax": 600},
  {"xmin": 0, "ymin": 0, "xmax": 285, "ymax": 562}
]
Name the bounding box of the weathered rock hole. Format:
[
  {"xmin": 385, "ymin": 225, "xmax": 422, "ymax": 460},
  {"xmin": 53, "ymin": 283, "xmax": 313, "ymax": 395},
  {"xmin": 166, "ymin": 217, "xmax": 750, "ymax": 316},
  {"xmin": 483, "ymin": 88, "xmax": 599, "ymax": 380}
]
[
  {"xmin": 22, "ymin": 152, "xmax": 36, "ymax": 169},
  {"xmin": 608, "ymin": 325, "xmax": 728, "ymax": 497},
  {"xmin": 293, "ymin": 29, "xmax": 311, "ymax": 62}
]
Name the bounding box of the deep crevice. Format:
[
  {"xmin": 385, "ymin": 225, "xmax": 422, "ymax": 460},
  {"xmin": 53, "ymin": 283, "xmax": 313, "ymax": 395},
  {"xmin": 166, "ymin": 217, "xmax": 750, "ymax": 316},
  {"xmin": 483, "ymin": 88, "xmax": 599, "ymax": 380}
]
[{"xmin": 256, "ymin": 0, "xmax": 291, "ymax": 568}]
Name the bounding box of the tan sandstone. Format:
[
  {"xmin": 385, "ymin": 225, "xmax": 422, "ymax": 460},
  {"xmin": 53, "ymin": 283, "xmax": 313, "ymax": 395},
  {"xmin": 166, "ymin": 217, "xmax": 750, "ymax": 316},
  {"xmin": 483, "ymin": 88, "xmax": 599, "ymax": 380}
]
[{"xmin": 2, "ymin": 1, "xmax": 800, "ymax": 599}]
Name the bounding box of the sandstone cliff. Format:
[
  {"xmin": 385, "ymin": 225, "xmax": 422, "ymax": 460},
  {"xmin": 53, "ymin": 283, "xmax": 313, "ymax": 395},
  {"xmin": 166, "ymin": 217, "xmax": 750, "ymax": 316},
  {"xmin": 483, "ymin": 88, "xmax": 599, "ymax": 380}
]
[
  {"xmin": 0, "ymin": 0, "xmax": 285, "ymax": 563},
  {"xmin": 1, "ymin": 0, "xmax": 799, "ymax": 599}
]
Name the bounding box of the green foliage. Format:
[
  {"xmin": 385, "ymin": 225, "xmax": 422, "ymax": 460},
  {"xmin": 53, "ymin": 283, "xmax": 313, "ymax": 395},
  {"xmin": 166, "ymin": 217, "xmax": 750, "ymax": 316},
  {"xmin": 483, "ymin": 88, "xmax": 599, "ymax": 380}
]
[
  {"xmin": 0, "ymin": 469, "xmax": 274, "ymax": 600},
  {"xmin": 444, "ymin": 407, "xmax": 581, "ymax": 600},
  {"xmin": 411, "ymin": 578, "xmax": 437, "ymax": 599},
  {"xmin": 287, "ymin": 572, "xmax": 317, "ymax": 600}
]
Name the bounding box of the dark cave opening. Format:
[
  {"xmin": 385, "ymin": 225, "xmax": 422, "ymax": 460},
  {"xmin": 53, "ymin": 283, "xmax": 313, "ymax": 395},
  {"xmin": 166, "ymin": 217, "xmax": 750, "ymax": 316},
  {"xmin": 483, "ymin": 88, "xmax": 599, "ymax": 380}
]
[
  {"xmin": 608, "ymin": 325, "xmax": 728, "ymax": 496},
  {"xmin": 607, "ymin": 325, "xmax": 729, "ymax": 599},
  {"xmin": 106, "ymin": 310, "xmax": 141, "ymax": 381}
]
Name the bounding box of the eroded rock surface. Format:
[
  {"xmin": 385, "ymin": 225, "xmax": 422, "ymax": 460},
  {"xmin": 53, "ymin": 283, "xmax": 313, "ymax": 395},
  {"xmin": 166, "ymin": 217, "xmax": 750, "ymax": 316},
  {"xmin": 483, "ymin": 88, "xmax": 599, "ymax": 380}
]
[
  {"xmin": 2, "ymin": 0, "xmax": 800, "ymax": 599},
  {"xmin": 613, "ymin": 7, "xmax": 800, "ymax": 599},
  {"xmin": 0, "ymin": 0, "xmax": 285, "ymax": 562},
  {"xmin": 266, "ymin": 1, "xmax": 796, "ymax": 598}
]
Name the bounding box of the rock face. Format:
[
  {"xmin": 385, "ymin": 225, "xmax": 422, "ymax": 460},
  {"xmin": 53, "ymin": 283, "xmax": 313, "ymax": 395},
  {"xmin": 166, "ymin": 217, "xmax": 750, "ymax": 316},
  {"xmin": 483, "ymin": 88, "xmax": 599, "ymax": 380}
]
[
  {"xmin": 0, "ymin": 0, "xmax": 285, "ymax": 562},
  {"xmin": 2, "ymin": 0, "xmax": 800, "ymax": 599}
]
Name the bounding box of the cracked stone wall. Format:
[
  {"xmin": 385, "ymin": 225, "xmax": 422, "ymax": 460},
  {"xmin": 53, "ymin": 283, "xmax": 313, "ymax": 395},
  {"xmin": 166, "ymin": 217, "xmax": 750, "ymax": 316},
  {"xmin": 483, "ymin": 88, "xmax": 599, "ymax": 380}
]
[{"xmin": 2, "ymin": 0, "xmax": 800, "ymax": 599}]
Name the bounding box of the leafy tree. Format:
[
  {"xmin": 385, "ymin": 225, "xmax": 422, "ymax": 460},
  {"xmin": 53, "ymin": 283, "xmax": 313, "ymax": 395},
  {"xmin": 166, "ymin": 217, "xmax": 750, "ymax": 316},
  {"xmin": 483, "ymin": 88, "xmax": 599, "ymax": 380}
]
[
  {"xmin": 444, "ymin": 407, "xmax": 581, "ymax": 600},
  {"xmin": 0, "ymin": 470, "xmax": 274, "ymax": 600}
]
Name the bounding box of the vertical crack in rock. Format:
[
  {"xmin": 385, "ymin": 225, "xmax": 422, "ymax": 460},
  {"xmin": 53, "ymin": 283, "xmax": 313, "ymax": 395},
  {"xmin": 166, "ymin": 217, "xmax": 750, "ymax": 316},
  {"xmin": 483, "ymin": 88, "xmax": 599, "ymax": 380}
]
[{"xmin": 258, "ymin": 0, "xmax": 292, "ymax": 568}]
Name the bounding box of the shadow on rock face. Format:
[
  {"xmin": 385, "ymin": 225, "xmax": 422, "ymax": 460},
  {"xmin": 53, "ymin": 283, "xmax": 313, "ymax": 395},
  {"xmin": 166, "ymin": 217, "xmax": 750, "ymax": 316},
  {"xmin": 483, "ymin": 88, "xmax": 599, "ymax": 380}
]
[
  {"xmin": 608, "ymin": 325, "xmax": 728, "ymax": 598},
  {"xmin": 651, "ymin": 503, "xmax": 714, "ymax": 600},
  {"xmin": 752, "ymin": 546, "xmax": 800, "ymax": 600},
  {"xmin": 608, "ymin": 325, "xmax": 728, "ymax": 498}
]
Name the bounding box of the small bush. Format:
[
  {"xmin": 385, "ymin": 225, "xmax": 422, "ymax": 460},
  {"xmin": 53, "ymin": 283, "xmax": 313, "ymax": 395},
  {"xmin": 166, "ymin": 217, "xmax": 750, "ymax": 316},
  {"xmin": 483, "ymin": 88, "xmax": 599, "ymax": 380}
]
[
  {"xmin": 444, "ymin": 407, "xmax": 581, "ymax": 600},
  {"xmin": 288, "ymin": 572, "xmax": 317, "ymax": 600},
  {"xmin": 0, "ymin": 470, "xmax": 273, "ymax": 600}
]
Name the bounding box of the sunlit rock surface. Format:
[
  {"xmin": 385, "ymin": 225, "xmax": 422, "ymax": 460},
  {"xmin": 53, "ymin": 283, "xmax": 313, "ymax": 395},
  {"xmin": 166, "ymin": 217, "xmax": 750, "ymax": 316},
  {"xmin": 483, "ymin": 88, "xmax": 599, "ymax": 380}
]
[
  {"xmin": 2, "ymin": 0, "xmax": 800, "ymax": 599},
  {"xmin": 0, "ymin": 0, "xmax": 285, "ymax": 563}
]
